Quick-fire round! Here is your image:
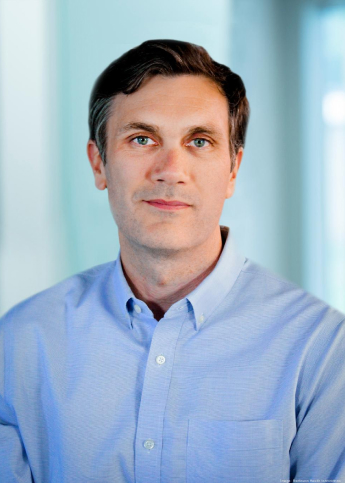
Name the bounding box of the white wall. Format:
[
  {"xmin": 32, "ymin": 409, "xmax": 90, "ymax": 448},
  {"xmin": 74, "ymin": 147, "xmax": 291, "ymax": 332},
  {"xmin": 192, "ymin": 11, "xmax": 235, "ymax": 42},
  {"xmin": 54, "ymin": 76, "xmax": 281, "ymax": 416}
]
[{"xmin": 0, "ymin": 0, "xmax": 68, "ymax": 314}]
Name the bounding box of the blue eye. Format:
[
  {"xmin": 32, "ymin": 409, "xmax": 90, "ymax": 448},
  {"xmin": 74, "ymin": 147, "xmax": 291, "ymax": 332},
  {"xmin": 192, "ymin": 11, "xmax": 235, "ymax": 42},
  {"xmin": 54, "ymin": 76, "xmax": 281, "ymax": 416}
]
[
  {"xmin": 132, "ymin": 136, "xmax": 154, "ymax": 146},
  {"xmin": 191, "ymin": 138, "xmax": 210, "ymax": 148}
]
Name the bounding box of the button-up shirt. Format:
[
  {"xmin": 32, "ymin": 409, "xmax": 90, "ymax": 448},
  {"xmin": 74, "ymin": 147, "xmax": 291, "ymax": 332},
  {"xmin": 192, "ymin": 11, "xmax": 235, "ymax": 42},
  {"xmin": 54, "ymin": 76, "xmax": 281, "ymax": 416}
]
[{"xmin": 1, "ymin": 226, "xmax": 345, "ymax": 483}]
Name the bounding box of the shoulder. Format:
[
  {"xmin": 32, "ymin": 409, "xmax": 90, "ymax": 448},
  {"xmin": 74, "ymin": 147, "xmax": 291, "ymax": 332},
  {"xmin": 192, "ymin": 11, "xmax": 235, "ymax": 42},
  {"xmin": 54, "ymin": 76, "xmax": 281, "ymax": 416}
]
[
  {"xmin": 0, "ymin": 260, "xmax": 116, "ymax": 332},
  {"xmin": 237, "ymin": 257, "xmax": 345, "ymax": 329}
]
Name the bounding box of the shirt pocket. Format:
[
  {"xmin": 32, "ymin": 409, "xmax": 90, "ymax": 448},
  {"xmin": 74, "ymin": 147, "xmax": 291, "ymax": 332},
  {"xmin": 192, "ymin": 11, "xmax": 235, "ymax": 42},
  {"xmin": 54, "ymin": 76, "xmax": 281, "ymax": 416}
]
[{"xmin": 186, "ymin": 418, "xmax": 282, "ymax": 483}]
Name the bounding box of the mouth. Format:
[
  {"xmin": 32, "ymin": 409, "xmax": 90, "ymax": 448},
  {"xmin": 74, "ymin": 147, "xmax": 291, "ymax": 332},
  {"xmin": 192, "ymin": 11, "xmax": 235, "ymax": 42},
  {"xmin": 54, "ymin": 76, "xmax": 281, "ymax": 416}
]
[{"xmin": 144, "ymin": 199, "xmax": 191, "ymax": 211}]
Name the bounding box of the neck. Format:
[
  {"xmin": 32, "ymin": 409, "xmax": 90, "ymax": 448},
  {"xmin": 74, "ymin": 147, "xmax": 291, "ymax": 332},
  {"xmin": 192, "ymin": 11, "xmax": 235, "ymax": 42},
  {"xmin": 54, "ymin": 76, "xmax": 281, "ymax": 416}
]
[{"xmin": 119, "ymin": 227, "xmax": 224, "ymax": 321}]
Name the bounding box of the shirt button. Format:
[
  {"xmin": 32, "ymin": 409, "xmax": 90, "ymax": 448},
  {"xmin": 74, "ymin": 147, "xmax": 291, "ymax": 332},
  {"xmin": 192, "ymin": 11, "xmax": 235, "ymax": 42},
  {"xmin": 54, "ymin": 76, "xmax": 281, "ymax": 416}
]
[
  {"xmin": 143, "ymin": 439, "xmax": 155, "ymax": 450},
  {"xmin": 156, "ymin": 355, "xmax": 166, "ymax": 365},
  {"xmin": 199, "ymin": 314, "xmax": 205, "ymax": 323},
  {"xmin": 134, "ymin": 304, "xmax": 141, "ymax": 313}
]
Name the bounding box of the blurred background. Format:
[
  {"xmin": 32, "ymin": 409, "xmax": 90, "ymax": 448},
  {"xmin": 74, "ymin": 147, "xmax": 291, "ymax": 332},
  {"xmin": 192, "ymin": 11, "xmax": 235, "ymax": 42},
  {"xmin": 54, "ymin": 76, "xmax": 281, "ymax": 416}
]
[{"xmin": 0, "ymin": 0, "xmax": 344, "ymax": 316}]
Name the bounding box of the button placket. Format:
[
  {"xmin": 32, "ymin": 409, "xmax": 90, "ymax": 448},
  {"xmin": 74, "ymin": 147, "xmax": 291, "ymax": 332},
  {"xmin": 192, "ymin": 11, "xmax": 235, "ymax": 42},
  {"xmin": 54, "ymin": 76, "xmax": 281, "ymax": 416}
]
[{"xmin": 134, "ymin": 312, "xmax": 188, "ymax": 482}]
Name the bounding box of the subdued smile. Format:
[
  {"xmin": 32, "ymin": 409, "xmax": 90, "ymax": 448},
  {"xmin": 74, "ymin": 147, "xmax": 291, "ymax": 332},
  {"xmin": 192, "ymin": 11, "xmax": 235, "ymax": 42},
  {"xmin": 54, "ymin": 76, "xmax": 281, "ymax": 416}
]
[{"xmin": 144, "ymin": 199, "xmax": 191, "ymax": 211}]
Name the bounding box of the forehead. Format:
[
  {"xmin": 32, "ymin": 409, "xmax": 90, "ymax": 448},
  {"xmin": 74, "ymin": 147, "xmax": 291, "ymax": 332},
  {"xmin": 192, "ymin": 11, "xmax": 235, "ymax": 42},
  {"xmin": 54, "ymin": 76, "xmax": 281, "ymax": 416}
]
[{"xmin": 107, "ymin": 75, "xmax": 230, "ymax": 136}]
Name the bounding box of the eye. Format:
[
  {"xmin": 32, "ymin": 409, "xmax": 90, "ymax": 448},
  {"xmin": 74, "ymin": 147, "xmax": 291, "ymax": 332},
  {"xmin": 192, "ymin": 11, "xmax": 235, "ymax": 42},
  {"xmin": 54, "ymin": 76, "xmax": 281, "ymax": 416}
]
[
  {"xmin": 131, "ymin": 136, "xmax": 156, "ymax": 146},
  {"xmin": 188, "ymin": 138, "xmax": 211, "ymax": 148}
]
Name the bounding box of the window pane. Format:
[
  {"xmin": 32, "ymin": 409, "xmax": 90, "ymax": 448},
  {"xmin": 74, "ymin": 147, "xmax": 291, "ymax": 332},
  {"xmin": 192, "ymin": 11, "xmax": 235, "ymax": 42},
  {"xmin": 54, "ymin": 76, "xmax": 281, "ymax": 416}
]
[{"xmin": 321, "ymin": 6, "xmax": 345, "ymax": 312}]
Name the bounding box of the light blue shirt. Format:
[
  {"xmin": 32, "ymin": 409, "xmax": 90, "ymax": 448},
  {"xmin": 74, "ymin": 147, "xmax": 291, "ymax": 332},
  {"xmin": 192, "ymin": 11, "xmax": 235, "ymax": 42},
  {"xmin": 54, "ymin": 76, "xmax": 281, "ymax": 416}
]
[{"xmin": 1, "ymin": 226, "xmax": 345, "ymax": 483}]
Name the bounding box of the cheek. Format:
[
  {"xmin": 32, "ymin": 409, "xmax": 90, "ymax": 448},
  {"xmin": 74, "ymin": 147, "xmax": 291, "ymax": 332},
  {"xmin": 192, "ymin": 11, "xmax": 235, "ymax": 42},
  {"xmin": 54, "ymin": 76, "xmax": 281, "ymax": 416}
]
[
  {"xmin": 105, "ymin": 167, "xmax": 129, "ymax": 216},
  {"xmin": 106, "ymin": 162, "xmax": 133, "ymax": 197},
  {"xmin": 106, "ymin": 162, "xmax": 144, "ymax": 214},
  {"xmin": 199, "ymin": 170, "xmax": 230, "ymax": 205}
]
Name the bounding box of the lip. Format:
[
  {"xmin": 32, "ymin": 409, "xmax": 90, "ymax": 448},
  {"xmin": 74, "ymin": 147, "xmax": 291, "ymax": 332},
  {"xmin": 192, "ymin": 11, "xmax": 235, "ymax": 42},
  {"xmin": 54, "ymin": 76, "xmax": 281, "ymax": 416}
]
[{"xmin": 144, "ymin": 199, "xmax": 190, "ymax": 211}]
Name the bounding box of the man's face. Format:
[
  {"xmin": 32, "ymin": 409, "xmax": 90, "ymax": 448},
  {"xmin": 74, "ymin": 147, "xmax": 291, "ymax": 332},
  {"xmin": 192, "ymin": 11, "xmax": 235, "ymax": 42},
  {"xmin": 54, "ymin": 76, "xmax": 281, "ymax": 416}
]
[{"xmin": 88, "ymin": 74, "xmax": 242, "ymax": 255}]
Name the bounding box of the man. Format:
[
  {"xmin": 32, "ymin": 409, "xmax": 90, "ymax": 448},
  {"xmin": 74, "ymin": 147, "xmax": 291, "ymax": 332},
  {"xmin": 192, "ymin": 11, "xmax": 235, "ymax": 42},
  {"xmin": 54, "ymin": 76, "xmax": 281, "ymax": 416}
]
[{"xmin": 0, "ymin": 39, "xmax": 344, "ymax": 483}]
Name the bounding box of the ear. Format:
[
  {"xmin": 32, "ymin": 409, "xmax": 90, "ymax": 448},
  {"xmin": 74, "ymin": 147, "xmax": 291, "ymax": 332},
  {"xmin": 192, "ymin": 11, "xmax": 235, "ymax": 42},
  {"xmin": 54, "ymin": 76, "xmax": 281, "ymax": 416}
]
[
  {"xmin": 225, "ymin": 148, "xmax": 243, "ymax": 199},
  {"xmin": 87, "ymin": 140, "xmax": 107, "ymax": 190}
]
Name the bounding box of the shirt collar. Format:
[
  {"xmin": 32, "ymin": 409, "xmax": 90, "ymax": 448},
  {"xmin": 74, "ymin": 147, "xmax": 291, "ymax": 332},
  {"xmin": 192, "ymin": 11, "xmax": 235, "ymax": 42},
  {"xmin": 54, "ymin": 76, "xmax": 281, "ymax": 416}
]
[
  {"xmin": 113, "ymin": 225, "xmax": 246, "ymax": 330},
  {"xmin": 185, "ymin": 225, "xmax": 246, "ymax": 330},
  {"xmin": 113, "ymin": 252, "xmax": 136, "ymax": 326}
]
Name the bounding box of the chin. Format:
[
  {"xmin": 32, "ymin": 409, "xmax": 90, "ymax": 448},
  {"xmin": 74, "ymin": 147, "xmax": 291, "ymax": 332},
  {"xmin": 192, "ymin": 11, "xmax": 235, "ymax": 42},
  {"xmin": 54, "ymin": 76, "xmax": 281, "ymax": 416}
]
[{"xmin": 118, "ymin": 218, "xmax": 199, "ymax": 253}]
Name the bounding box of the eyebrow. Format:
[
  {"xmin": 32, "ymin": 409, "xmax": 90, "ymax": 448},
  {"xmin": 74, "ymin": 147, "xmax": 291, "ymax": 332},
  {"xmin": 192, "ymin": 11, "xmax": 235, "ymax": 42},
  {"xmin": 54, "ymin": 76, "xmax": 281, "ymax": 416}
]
[
  {"xmin": 118, "ymin": 122, "xmax": 159, "ymax": 136},
  {"xmin": 117, "ymin": 121, "xmax": 222, "ymax": 139}
]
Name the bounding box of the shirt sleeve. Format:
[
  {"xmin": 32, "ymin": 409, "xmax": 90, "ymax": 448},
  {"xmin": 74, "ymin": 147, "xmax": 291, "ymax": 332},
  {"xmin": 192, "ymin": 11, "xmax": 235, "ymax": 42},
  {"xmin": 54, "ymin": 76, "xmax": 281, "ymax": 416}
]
[
  {"xmin": 289, "ymin": 317, "xmax": 345, "ymax": 481},
  {"xmin": 0, "ymin": 312, "xmax": 34, "ymax": 483}
]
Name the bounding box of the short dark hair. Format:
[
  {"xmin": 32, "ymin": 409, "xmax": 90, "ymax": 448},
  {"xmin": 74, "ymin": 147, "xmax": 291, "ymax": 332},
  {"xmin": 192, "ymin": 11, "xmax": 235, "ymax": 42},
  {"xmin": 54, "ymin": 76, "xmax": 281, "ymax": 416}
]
[{"xmin": 88, "ymin": 39, "xmax": 250, "ymax": 171}]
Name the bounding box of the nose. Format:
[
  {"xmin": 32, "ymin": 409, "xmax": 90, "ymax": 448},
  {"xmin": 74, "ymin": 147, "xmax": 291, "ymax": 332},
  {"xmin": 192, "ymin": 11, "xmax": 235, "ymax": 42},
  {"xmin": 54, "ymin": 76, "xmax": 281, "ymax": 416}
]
[{"xmin": 150, "ymin": 147, "xmax": 190, "ymax": 185}]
